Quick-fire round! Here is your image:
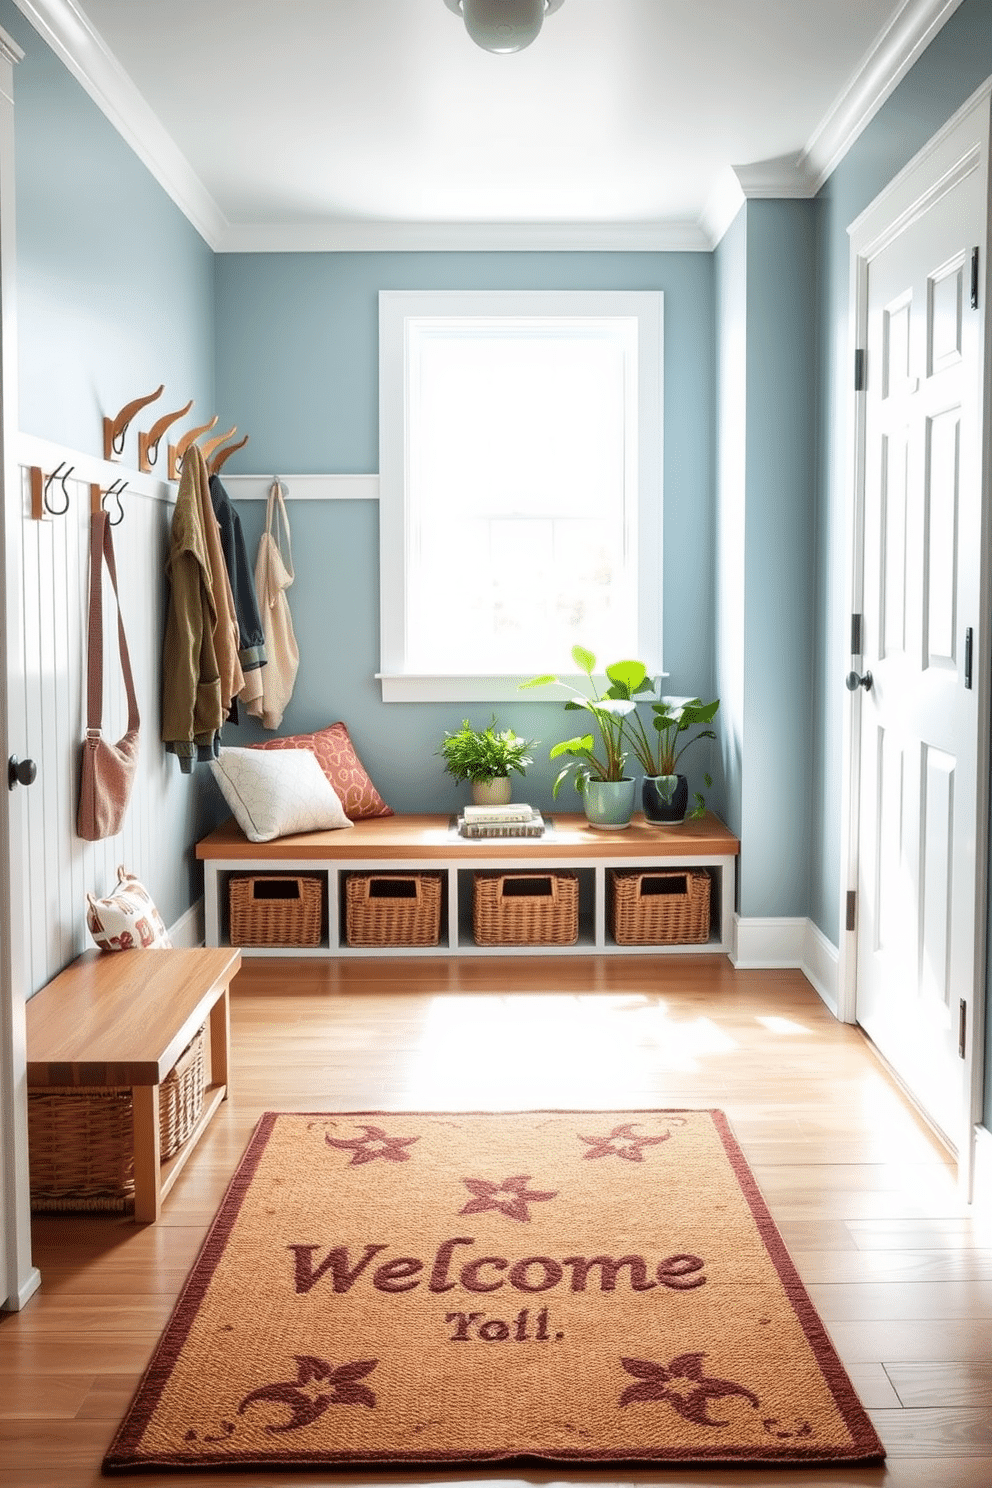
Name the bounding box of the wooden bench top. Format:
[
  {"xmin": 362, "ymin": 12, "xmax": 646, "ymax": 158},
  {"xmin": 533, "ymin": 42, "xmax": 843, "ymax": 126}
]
[
  {"xmin": 26, "ymin": 947, "xmax": 241, "ymax": 1089},
  {"xmin": 196, "ymin": 810, "xmax": 740, "ymax": 863}
]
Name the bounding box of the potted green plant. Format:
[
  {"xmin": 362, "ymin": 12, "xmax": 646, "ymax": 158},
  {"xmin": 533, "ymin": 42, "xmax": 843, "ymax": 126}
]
[
  {"xmin": 437, "ymin": 716, "xmax": 536, "ymax": 806},
  {"xmin": 623, "ymin": 695, "xmax": 720, "ymax": 822},
  {"xmin": 520, "ymin": 645, "xmax": 655, "ymax": 829}
]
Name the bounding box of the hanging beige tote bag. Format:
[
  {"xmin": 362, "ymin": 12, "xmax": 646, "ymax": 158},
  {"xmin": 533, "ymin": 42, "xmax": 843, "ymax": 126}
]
[
  {"xmin": 247, "ymin": 479, "xmax": 299, "ymax": 730},
  {"xmin": 77, "ymin": 508, "xmax": 140, "ymax": 840}
]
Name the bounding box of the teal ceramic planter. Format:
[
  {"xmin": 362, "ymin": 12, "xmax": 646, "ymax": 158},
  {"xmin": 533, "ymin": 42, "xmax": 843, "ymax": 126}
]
[{"xmin": 582, "ymin": 778, "xmax": 636, "ymax": 830}]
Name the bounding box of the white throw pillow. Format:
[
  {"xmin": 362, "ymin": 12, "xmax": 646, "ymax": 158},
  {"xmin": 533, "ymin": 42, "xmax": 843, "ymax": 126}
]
[
  {"xmin": 211, "ymin": 747, "xmax": 352, "ymax": 842},
  {"xmin": 86, "ymin": 866, "xmax": 173, "ymax": 951}
]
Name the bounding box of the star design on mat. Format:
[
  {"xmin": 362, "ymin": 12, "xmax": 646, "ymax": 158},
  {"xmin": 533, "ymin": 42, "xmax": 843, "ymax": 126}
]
[
  {"xmin": 619, "ymin": 1352, "xmax": 760, "ymax": 1427},
  {"xmin": 324, "ymin": 1124, "xmax": 419, "ymax": 1165},
  {"xmin": 577, "ymin": 1120, "xmax": 682, "ymax": 1161},
  {"xmin": 459, "ymin": 1174, "xmax": 558, "ymax": 1222},
  {"xmin": 238, "ymin": 1355, "xmax": 377, "ymax": 1434}
]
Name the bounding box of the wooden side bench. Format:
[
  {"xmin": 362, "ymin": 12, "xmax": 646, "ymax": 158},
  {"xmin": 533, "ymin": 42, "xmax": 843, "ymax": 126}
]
[{"xmin": 26, "ymin": 947, "xmax": 240, "ymax": 1222}]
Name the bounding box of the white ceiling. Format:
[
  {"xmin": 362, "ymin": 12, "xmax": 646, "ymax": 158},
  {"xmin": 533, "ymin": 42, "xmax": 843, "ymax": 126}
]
[{"xmin": 19, "ymin": 0, "xmax": 965, "ymax": 249}]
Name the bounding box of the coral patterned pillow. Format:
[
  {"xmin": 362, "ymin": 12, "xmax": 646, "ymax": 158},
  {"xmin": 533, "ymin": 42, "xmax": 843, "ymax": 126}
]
[
  {"xmin": 86, "ymin": 867, "xmax": 172, "ymax": 951},
  {"xmin": 251, "ymin": 723, "xmax": 393, "ymax": 820}
]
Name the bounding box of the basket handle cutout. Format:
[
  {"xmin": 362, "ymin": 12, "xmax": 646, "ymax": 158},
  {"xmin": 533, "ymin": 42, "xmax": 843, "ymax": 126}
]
[
  {"xmin": 500, "ymin": 875, "xmax": 555, "ymax": 899},
  {"xmin": 250, "ymin": 878, "xmax": 304, "ymax": 902},
  {"xmin": 639, "ymin": 874, "xmax": 688, "ymax": 898},
  {"xmin": 367, "ymin": 877, "xmax": 420, "ymax": 900}
]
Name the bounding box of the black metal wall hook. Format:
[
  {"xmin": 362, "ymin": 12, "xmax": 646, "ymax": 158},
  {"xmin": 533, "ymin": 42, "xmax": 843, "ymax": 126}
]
[
  {"xmin": 43, "ymin": 461, "xmax": 74, "ymax": 516},
  {"xmin": 101, "ymin": 477, "xmax": 128, "ymax": 526}
]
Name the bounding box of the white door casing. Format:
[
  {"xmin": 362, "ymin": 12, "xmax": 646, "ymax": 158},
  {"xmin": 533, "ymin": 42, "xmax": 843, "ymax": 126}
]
[
  {"xmin": 0, "ymin": 25, "xmax": 37, "ymax": 1311},
  {"xmin": 840, "ymin": 81, "xmax": 992, "ymax": 1188}
]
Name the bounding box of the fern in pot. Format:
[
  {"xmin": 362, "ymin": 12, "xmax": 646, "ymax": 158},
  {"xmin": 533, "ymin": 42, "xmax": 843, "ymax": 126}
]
[
  {"xmin": 623, "ymin": 695, "xmax": 720, "ymax": 822},
  {"xmin": 437, "ymin": 716, "xmax": 535, "ymax": 806}
]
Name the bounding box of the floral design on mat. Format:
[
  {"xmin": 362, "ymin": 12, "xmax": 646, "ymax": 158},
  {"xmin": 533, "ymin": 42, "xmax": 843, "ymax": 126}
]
[
  {"xmin": 459, "ymin": 1174, "xmax": 558, "ymax": 1222},
  {"xmin": 238, "ymin": 1355, "xmax": 378, "ymax": 1433},
  {"xmin": 578, "ymin": 1119, "xmax": 686, "ymax": 1161},
  {"xmin": 619, "ymin": 1352, "xmax": 760, "ymax": 1426},
  {"xmin": 323, "ymin": 1124, "xmax": 419, "ymax": 1165},
  {"xmin": 763, "ymin": 1416, "xmax": 815, "ymax": 1440}
]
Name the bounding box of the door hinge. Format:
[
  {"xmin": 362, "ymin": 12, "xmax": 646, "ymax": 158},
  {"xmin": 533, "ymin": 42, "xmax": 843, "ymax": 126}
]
[
  {"xmin": 965, "ymin": 626, "xmax": 973, "ymax": 689},
  {"xmin": 854, "ymin": 348, "xmax": 866, "ymax": 392},
  {"xmin": 971, "ymin": 247, "xmax": 980, "ymax": 310},
  {"xmin": 959, "ymin": 999, "xmax": 967, "ymax": 1058},
  {"xmin": 846, "ymin": 890, "xmax": 857, "ymax": 933},
  {"xmin": 851, "ymin": 612, "xmax": 863, "ymax": 656}
]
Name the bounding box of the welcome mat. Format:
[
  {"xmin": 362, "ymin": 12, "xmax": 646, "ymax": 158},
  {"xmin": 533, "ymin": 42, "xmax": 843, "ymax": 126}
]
[{"xmin": 104, "ymin": 1109, "xmax": 884, "ymax": 1472}]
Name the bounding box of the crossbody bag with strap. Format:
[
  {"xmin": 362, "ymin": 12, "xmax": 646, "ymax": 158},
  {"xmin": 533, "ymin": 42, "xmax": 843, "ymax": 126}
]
[{"xmin": 77, "ymin": 508, "xmax": 141, "ymax": 841}]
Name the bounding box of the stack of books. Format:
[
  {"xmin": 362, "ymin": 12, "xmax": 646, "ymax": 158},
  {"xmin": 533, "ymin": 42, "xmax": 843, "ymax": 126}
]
[{"xmin": 457, "ymin": 803, "xmax": 546, "ymax": 838}]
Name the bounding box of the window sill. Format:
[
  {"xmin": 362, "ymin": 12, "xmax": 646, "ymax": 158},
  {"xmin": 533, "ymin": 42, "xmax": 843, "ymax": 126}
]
[{"xmin": 376, "ymin": 672, "xmax": 666, "ymax": 704}]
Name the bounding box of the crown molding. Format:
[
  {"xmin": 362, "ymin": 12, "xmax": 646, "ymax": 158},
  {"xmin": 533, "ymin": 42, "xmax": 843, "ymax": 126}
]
[
  {"xmin": 12, "ymin": 0, "xmax": 966, "ymax": 256},
  {"xmin": 699, "ymin": 167, "xmax": 746, "ymax": 249},
  {"xmin": 732, "ymin": 155, "xmax": 819, "ymax": 199},
  {"xmin": 799, "ymin": 0, "xmax": 967, "ymax": 192},
  {"xmin": 214, "ymin": 218, "xmax": 711, "ymax": 254},
  {"xmin": 11, "ymin": 0, "xmax": 227, "ymax": 247},
  {"xmin": 0, "ymin": 24, "xmax": 24, "ymax": 68}
]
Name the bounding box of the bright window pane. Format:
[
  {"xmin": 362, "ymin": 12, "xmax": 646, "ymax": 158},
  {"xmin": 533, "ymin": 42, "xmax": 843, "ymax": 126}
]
[{"xmin": 378, "ymin": 291, "xmax": 663, "ymax": 701}]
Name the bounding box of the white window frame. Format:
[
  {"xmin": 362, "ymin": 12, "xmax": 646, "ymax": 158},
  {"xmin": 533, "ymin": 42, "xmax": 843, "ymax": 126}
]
[{"xmin": 377, "ymin": 289, "xmax": 663, "ymax": 702}]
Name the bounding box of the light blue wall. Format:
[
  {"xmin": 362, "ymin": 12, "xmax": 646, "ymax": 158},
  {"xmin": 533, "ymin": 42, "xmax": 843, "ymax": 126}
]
[
  {"xmin": 713, "ymin": 201, "xmax": 816, "ymax": 919},
  {"xmin": 3, "ymin": 0, "xmax": 219, "ymax": 924},
  {"xmin": 215, "ymin": 253, "xmax": 721, "ymax": 818},
  {"xmin": 2, "ymin": 0, "xmax": 215, "ymax": 456},
  {"xmin": 740, "ymin": 200, "xmax": 817, "ymax": 918},
  {"xmin": 8, "ymin": 0, "xmax": 992, "ymax": 1001},
  {"xmin": 714, "ymin": 208, "xmax": 746, "ymax": 866}
]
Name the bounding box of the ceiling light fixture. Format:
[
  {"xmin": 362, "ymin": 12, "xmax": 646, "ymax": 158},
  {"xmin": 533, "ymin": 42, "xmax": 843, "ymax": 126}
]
[{"xmin": 444, "ymin": 0, "xmax": 564, "ymax": 55}]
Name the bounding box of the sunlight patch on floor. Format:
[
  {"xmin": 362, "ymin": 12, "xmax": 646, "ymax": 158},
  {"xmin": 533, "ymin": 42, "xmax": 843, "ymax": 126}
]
[
  {"xmin": 399, "ymin": 992, "xmax": 738, "ymax": 1105},
  {"xmin": 755, "ymin": 1014, "xmax": 812, "ymax": 1035}
]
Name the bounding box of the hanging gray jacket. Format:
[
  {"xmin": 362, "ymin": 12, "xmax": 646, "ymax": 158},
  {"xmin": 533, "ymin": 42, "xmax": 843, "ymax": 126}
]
[{"xmin": 209, "ymin": 475, "xmax": 267, "ymax": 697}]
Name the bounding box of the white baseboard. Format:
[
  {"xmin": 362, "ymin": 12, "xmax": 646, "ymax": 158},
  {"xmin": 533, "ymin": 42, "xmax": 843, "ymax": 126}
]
[
  {"xmin": 731, "ymin": 914, "xmax": 840, "ymax": 1015},
  {"xmin": 972, "ymin": 1125, "xmax": 992, "ymax": 1209},
  {"xmin": 2, "ymin": 1264, "xmax": 41, "ymax": 1312},
  {"xmin": 801, "ymin": 919, "xmax": 841, "ymax": 1016},
  {"xmin": 731, "ymin": 914, "xmax": 806, "ymax": 968},
  {"xmin": 168, "ymin": 898, "xmax": 205, "ymax": 949}
]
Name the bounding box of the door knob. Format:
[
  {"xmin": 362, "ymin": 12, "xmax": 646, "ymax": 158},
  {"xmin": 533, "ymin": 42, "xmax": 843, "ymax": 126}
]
[
  {"xmin": 846, "ymin": 670, "xmax": 873, "ymax": 693},
  {"xmin": 8, "ymin": 755, "xmax": 37, "ymax": 790}
]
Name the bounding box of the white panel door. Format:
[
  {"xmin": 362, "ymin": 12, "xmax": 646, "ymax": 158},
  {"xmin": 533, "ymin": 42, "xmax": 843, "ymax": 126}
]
[
  {"xmin": 855, "ymin": 157, "xmax": 986, "ymax": 1150},
  {"xmin": 0, "ymin": 27, "xmax": 35, "ymax": 1313}
]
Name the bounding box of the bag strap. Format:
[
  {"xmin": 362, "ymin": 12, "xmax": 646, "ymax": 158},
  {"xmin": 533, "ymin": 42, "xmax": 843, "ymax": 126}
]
[
  {"xmin": 266, "ymin": 478, "xmax": 294, "ymax": 581},
  {"xmin": 86, "ymin": 509, "xmax": 140, "ymax": 737}
]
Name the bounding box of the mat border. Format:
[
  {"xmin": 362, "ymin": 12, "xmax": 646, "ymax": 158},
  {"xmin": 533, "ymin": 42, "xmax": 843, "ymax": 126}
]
[{"xmin": 103, "ymin": 1108, "xmax": 886, "ymax": 1473}]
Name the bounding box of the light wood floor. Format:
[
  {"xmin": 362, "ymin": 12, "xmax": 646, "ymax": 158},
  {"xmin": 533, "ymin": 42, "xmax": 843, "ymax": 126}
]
[{"xmin": 2, "ymin": 953, "xmax": 992, "ymax": 1487}]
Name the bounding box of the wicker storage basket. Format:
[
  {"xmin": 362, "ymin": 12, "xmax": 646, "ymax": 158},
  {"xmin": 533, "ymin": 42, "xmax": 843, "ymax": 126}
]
[
  {"xmin": 229, "ymin": 874, "xmax": 323, "ymax": 947},
  {"xmin": 345, "ymin": 872, "xmax": 442, "ymax": 947},
  {"xmin": 28, "ymin": 1025, "xmax": 206, "ymax": 1212},
  {"xmin": 473, "ymin": 871, "xmax": 579, "ymax": 946},
  {"xmin": 609, "ymin": 868, "xmax": 711, "ymax": 945},
  {"xmin": 159, "ymin": 1026, "xmax": 207, "ymax": 1159}
]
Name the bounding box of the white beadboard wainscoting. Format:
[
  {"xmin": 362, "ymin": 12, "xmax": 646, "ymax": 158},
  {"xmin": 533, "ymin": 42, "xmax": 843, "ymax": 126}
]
[{"xmin": 15, "ymin": 437, "xmax": 200, "ymax": 997}]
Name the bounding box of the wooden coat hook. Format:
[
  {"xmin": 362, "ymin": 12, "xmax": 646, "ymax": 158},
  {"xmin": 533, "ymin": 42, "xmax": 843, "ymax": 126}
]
[
  {"xmin": 90, "ymin": 478, "xmax": 128, "ymax": 527},
  {"xmin": 168, "ymin": 415, "xmax": 218, "ymax": 481},
  {"xmin": 139, "ymin": 398, "xmax": 194, "ymax": 473},
  {"xmin": 209, "ymin": 433, "xmax": 249, "ymax": 476},
  {"xmin": 103, "ymin": 385, "xmax": 164, "ymax": 461},
  {"xmin": 29, "ymin": 462, "xmax": 75, "ymax": 520},
  {"xmin": 199, "ymin": 425, "xmax": 238, "ymax": 463}
]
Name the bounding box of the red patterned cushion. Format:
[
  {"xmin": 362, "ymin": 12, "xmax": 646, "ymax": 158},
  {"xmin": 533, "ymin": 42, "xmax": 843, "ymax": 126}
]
[{"xmin": 251, "ymin": 723, "xmax": 393, "ymax": 820}]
